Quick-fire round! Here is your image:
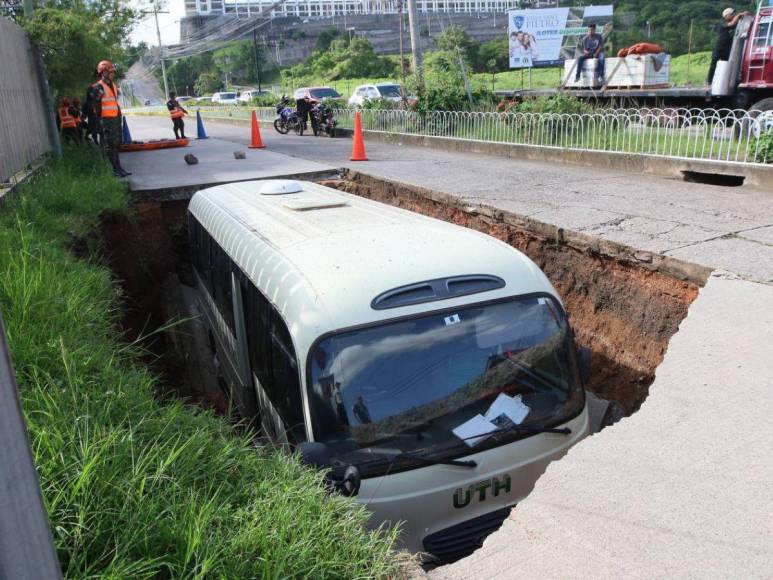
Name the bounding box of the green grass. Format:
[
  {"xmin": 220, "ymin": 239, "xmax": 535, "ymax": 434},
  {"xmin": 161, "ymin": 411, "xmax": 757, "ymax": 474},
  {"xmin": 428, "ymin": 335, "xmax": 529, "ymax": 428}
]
[{"xmin": 0, "ymin": 147, "xmax": 403, "ymax": 578}]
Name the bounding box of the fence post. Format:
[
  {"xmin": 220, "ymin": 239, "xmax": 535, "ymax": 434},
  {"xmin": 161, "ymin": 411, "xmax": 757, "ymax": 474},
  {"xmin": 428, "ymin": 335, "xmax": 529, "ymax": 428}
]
[
  {"xmin": 32, "ymin": 44, "xmax": 62, "ymax": 158},
  {"xmin": 0, "ymin": 308, "xmax": 62, "ymax": 580}
]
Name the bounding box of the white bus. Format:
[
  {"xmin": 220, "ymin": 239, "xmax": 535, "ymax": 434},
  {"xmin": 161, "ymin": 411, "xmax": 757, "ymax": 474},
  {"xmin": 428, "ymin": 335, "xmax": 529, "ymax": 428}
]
[{"xmin": 188, "ymin": 179, "xmax": 594, "ymax": 561}]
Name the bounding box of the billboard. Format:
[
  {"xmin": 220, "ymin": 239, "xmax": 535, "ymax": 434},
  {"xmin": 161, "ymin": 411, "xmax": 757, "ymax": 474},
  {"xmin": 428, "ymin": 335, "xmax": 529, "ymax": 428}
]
[{"xmin": 508, "ymin": 5, "xmax": 614, "ymax": 69}]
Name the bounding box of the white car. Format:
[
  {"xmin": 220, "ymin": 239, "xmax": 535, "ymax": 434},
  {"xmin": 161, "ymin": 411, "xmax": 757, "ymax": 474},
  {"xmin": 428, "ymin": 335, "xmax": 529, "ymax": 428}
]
[
  {"xmin": 211, "ymin": 91, "xmax": 238, "ymax": 105},
  {"xmin": 239, "ymin": 89, "xmax": 271, "ymax": 103},
  {"xmin": 348, "ymin": 83, "xmax": 404, "ymax": 107}
]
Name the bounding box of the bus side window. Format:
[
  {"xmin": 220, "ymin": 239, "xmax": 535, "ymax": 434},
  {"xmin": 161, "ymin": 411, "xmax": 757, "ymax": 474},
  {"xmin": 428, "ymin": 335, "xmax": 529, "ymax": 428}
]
[
  {"xmin": 240, "ymin": 274, "xmax": 305, "ymax": 443},
  {"xmin": 268, "ymin": 315, "xmax": 305, "ymax": 442},
  {"xmin": 189, "ymin": 216, "xmax": 212, "ymax": 292},
  {"xmin": 210, "ymin": 240, "xmax": 235, "ymax": 331}
]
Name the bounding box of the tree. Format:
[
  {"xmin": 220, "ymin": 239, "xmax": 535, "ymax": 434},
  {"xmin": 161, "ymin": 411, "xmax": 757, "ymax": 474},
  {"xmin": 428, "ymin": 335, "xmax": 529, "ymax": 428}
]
[
  {"xmin": 21, "ymin": 0, "xmax": 137, "ymax": 99},
  {"xmin": 315, "ymin": 27, "xmax": 340, "ymax": 52},
  {"xmin": 194, "ymin": 71, "xmax": 221, "ymax": 95}
]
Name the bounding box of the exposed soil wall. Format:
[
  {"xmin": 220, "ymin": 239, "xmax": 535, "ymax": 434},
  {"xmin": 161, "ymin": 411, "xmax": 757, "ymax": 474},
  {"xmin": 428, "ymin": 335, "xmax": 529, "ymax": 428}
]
[{"xmin": 325, "ymin": 171, "xmax": 710, "ymax": 414}]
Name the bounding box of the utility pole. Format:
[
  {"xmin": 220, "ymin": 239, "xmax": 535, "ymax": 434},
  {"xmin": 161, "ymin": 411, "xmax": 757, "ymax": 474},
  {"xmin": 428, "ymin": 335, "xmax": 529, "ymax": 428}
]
[
  {"xmin": 253, "ymin": 27, "xmax": 262, "ymax": 91},
  {"xmin": 398, "ymin": 0, "xmax": 405, "ymax": 87},
  {"xmin": 152, "ymin": 1, "xmax": 170, "ymax": 98},
  {"xmin": 406, "ymin": 0, "xmax": 424, "ymax": 90}
]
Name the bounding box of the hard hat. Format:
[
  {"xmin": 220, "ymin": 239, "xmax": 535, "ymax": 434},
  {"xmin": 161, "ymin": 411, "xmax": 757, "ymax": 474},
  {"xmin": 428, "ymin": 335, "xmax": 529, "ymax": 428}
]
[
  {"xmin": 722, "ymin": 7, "xmax": 735, "ymax": 18},
  {"xmin": 96, "ymin": 60, "xmax": 116, "ymax": 74}
]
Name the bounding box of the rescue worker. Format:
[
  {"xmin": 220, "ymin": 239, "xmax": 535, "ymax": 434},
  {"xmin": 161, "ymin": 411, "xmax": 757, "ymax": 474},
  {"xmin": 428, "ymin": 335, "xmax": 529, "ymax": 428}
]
[
  {"xmin": 166, "ymin": 92, "xmax": 188, "ymax": 139},
  {"xmin": 57, "ymin": 97, "xmax": 79, "ymax": 143},
  {"xmin": 72, "ymin": 98, "xmax": 86, "ymax": 142},
  {"xmin": 83, "ymin": 77, "xmax": 101, "ymax": 145},
  {"xmin": 708, "ymin": 8, "xmax": 750, "ymax": 85},
  {"xmin": 91, "ymin": 60, "xmax": 131, "ymax": 177}
]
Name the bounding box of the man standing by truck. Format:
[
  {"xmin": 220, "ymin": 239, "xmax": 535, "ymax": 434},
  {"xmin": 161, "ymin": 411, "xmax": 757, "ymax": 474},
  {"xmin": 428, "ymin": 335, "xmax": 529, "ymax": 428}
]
[
  {"xmin": 575, "ymin": 23, "xmax": 605, "ymax": 84},
  {"xmin": 708, "ymin": 8, "xmax": 750, "ymax": 86}
]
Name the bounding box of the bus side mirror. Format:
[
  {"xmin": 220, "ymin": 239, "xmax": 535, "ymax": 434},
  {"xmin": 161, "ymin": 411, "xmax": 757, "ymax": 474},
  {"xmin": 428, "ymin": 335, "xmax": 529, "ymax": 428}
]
[
  {"xmin": 297, "ymin": 442, "xmax": 331, "ymax": 468},
  {"xmin": 578, "ymin": 346, "xmax": 592, "ymax": 386}
]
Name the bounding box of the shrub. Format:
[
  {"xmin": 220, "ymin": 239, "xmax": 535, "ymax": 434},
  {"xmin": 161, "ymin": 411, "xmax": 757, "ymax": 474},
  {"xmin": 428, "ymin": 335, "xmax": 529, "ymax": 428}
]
[{"xmin": 755, "ymin": 130, "xmax": 773, "ymax": 163}]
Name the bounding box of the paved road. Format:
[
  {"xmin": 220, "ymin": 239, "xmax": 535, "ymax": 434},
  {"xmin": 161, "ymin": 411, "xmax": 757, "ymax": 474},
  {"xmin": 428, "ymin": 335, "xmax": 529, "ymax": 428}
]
[{"xmin": 126, "ymin": 114, "xmax": 773, "ymax": 282}]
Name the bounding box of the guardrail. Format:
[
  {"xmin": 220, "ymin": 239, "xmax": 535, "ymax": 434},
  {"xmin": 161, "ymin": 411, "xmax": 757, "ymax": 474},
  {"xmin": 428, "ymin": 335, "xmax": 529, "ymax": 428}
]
[{"xmin": 125, "ymin": 106, "xmax": 773, "ymax": 165}]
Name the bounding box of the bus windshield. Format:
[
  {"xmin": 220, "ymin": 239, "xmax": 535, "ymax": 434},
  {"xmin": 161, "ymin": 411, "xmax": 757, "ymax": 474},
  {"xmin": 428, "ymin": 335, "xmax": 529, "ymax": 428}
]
[{"xmin": 307, "ymin": 296, "xmax": 584, "ymax": 476}]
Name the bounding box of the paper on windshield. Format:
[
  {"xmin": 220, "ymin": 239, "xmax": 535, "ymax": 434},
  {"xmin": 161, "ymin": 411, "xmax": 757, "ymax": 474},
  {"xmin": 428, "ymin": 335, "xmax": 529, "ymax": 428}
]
[
  {"xmin": 452, "ymin": 414, "xmax": 497, "ymax": 447},
  {"xmin": 484, "ymin": 393, "xmax": 530, "ymax": 429}
]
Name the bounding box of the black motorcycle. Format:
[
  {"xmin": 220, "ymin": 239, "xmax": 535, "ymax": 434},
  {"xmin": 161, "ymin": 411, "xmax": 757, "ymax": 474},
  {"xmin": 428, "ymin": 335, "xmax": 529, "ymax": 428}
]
[
  {"xmin": 310, "ymin": 102, "xmax": 337, "ymax": 138},
  {"xmin": 274, "ymin": 96, "xmax": 303, "ymax": 136}
]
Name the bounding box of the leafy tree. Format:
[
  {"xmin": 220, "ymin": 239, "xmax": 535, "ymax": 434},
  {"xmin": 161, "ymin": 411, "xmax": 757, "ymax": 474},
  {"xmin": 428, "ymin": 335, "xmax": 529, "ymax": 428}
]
[
  {"xmin": 20, "ymin": 0, "xmax": 137, "ymax": 99},
  {"xmin": 477, "ymin": 37, "xmax": 508, "ymax": 73},
  {"xmin": 435, "ymin": 25, "xmax": 477, "ymax": 53},
  {"xmin": 194, "ymin": 71, "xmax": 221, "ymax": 95},
  {"xmin": 315, "ymin": 27, "xmax": 340, "ymax": 52}
]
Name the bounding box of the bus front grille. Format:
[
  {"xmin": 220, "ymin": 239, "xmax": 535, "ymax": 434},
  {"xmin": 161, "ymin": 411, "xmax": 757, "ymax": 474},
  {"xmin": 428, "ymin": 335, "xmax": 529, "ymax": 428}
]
[{"xmin": 422, "ymin": 506, "xmax": 512, "ymax": 563}]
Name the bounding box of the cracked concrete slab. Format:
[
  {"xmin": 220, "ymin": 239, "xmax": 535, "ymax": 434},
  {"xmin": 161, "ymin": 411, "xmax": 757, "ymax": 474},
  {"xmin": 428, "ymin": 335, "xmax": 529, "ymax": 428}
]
[
  {"xmin": 737, "ymin": 225, "xmax": 773, "ymax": 246},
  {"xmin": 666, "ymin": 237, "xmax": 773, "ymax": 283}
]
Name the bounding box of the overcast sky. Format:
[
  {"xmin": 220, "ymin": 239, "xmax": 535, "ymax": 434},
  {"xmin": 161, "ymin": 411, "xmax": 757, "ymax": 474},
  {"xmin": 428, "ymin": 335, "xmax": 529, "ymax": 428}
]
[{"xmin": 130, "ymin": 0, "xmax": 186, "ymax": 47}]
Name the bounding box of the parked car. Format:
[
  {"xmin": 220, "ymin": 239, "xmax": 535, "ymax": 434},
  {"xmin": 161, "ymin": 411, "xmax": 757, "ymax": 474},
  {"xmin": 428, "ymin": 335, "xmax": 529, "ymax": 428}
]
[
  {"xmin": 293, "ymin": 87, "xmax": 342, "ymax": 102},
  {"xmin": 348, "ymin": 83, "xmax": 404, "ymax": 107},
  {"xmin": 239, "ymin": 89, "xmax": 272, "ymax": 103},
  {"xmin": 177, "ymin": 96, "xmax": 193, "ymax": 103},
  {"xmin": 212, "ymin": 92, "xmax": 238, "ymax": 105}
]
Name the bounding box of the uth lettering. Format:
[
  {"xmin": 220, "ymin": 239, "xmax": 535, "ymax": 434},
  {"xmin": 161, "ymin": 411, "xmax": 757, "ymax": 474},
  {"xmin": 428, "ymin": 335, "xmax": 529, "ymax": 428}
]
[{"xmin": 453, "ymin": 474, "xmax": 511, "ymax": 509}]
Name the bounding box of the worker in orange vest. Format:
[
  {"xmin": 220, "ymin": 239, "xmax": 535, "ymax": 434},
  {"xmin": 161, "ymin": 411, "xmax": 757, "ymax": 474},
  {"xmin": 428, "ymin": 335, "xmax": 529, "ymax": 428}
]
[
  {"xmin": 166, "ymin": 92, "xmax": 188, "ymax": 139},
  {"xmin": 57, "ymin": 97, "xmax": 79, "ymax": 143},
  {"xmin": 91, "ymin": 60, "xmax": 131, "ymax": 177}
]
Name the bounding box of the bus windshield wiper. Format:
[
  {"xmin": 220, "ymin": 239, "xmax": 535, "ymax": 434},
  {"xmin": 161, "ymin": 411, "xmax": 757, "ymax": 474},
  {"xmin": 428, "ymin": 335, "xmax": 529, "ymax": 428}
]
[
  {"xmin": 460, "ymin": 422, "xmax": 572, "ymax": 445},
  {"xmin": 354, "ymin": 447, "xmax": 478, "ymax": 470}
]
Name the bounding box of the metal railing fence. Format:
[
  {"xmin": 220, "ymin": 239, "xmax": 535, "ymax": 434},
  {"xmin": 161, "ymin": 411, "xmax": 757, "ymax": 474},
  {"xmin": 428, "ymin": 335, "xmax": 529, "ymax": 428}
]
[{"xmin": 126, "ymin": 105, "xmax": 773, "ymax": 165}]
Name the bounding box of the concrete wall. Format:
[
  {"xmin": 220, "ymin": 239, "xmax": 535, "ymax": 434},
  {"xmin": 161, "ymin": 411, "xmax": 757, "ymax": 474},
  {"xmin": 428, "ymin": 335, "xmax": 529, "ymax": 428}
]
[{"xmin": 0, "ymin": 19, "xmax": 53, "ymax": 184}]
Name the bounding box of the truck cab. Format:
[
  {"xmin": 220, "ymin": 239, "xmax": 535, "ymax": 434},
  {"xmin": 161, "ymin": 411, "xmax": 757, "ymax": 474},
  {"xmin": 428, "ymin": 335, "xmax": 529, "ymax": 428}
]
[{"xmin": 740, "ymin": 7, "xmax": 773, "ymax": 90}]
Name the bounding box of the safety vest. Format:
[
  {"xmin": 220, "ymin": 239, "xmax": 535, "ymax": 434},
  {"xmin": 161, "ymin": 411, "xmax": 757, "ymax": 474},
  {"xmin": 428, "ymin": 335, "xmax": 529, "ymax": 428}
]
[
  {"xmin": 169, "ymin": 104, "xmax": 185, "ymax": 119},
  {"xmin": 59, "ymin": 107, "xmax": 76, "ymax": 129},
  {"xmin": 97, "ymin": 80, "xmax": 119, "ymax": 118}
]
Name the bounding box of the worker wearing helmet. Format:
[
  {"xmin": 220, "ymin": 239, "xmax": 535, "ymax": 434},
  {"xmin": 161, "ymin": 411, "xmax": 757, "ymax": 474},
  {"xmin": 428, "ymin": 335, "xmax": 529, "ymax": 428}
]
[
  {"xmin": 707, "ymin": 7, "xmax": 750, "ymax": 85},
  {"xmin": 90, "ymin": 60, "xmax": 131, "ymax": 177},
  {"xmin": 57, "ymin": 97, "xmax": 79, "ymax": 143}
]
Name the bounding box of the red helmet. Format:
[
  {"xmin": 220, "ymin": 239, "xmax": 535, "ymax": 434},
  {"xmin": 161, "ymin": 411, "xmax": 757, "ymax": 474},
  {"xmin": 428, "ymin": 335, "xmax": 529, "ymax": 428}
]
[{"xmin": 96, "ymin": 60, "xmax": 116, "ymax": 74}]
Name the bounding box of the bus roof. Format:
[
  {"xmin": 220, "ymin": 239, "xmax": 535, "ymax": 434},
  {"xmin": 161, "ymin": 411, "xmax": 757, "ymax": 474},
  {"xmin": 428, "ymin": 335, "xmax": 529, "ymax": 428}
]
[{"xmin": 189, "ymin": 180, "xmax": 558, "ymax": 351}]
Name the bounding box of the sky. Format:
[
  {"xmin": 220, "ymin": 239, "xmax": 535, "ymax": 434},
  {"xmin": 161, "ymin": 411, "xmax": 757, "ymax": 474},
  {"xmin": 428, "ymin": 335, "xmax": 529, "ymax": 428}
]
[{"xmin": 129, "ymin": 0, "xmax": 186, "ymax": 47}]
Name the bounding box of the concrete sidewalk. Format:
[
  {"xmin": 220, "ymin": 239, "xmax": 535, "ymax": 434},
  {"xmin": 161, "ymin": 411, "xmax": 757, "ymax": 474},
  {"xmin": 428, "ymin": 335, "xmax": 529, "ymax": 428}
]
[
  {"xmin": 432, "ymin": 272, "xmax": 773, "ymax": 579},
  {"xmin": 126, "ymin": 115, "xmax": 773, "ymax": 282}
]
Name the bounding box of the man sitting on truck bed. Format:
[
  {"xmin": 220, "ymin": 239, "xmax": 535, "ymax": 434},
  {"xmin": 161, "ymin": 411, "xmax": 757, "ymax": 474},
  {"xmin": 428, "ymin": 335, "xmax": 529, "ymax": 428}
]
[
  {"xmin": 708, "ymin": 7, "xmax": 750, "ymax": 85},
  {"xmin": 575, "ymin": 23, "xmax": 605, "ymax": 84}
]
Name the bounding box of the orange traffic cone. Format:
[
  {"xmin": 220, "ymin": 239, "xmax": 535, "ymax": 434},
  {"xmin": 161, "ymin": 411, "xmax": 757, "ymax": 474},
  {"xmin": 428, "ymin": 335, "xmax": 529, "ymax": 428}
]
[
  {"xmin": 350, "ymin": 111, "xmax": 368, "ymax": 161},
  {"xmin": 248, "ymin": 110, "xmax": 265, "ymax": 149}
]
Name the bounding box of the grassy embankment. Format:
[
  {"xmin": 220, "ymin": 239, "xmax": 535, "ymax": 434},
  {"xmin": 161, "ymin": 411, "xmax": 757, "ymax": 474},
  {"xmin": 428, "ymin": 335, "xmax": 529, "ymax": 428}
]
[
  {"xmin": 0, "ymin": 147, "xmax": 402, "ymax": 578},
  {"xmin": 267, "ymin": 51, "xmax": 711, "ymax": 97}
]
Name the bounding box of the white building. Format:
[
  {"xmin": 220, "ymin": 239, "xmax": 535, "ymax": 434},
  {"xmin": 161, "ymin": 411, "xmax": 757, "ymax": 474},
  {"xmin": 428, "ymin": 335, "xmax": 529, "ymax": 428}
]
[{"xmin": 186, "ymin": 0, "xmax": 518, "ymax": 18}]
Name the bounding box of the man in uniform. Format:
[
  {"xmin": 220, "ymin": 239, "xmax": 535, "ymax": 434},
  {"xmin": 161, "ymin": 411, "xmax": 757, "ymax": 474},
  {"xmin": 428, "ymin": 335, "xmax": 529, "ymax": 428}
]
[
  {"xmin": 91, "ymin": 60, "xmax": 131, "ymax": 177},
  {"xmin": 166, "ymin": 92, "xmax": 188, "ymax": 139},
  {"xmin": 708, "ymin": 8, "xmax": 750, "ymax": 85}
]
